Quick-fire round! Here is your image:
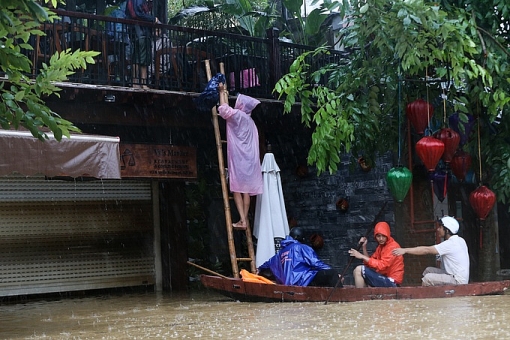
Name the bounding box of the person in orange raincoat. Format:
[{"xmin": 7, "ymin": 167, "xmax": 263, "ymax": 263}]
[{"xmin": 348, "ymin": 222, "xmax": 404, "ymax": 288}]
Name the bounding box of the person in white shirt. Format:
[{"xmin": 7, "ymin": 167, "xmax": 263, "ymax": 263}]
[{"xmin": 392, "ymin": 216, "xmax": 470, "ymax": 286}]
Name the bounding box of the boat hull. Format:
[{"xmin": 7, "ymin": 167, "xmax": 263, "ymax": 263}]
[{"xmin": 200, "ymin": 275, "xmax": 510, "ymax": 303}]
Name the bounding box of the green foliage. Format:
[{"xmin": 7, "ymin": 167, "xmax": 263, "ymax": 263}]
[
  {"xmin": 0, "ymin": 0, "xmax": 98, "ymax": 141},
  {"xmin": 169, "ymin": 0, "xmax": 274, "ymax": 36},
  {"xmin": 274, "ymin": 0, "xmax": 510, "ymax": 203},
  {"xmin": 170, "ymin": 0, "xmax": 342, "ymax": 46},
  {"xmin": 279, "ymin": 0, "xmax": 341, "ymax": 46}
]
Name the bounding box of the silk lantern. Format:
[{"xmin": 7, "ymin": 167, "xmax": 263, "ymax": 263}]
[
  {"xmin": 406, "ymin": 99, "xmax": 434, "ymax": 135},
  {"xmin": 386, "ymin": 166, "xmax": 413, "ymax": 202},
  {"xmin": 415, "ymin": 136, "xmax": 445, "ymax": 172},
  {"xmin": 469, "ymin": 185, "xmax": 496, "ymax": 220},
  {"xmin": 431, "ymin": 170, "xmax": 448, "ymax": 202},
  {"xmin": 450, "ymin": 150, "xmax": 472, "ymax": 181},
  {"xmin": 434, "ymin": 128, "xmax": 460, "ymax": 164}
]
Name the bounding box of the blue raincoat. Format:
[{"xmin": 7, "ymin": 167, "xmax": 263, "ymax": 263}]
[{"xmin": 258, "ymin": 236, "xmax": 331, "ymax": 286}]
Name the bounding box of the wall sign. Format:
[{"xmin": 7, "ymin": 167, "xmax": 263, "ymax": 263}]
[{"xmin": 120, "ymin": 143, "xmax": 197, "ymax": 179}]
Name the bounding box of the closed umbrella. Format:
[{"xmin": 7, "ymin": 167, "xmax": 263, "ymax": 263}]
[{"xmin": 253, "ymin": 152, "xmax": 290, "ymax": 267}]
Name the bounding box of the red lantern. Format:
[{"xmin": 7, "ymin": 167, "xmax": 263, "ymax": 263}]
[
  {"xmin": 415, "ymin": 136, "xmax": 444, "ymax": 172},
  {"xmin": 469, "ymin": 185, "xmax": 496, "ymax": 220},
  {"xmin": 406, "ymin": 99, "xmax": 434, "ymax": 134},
  {"xmin": 450, "ymin": 150, "xmax": 472, "ymax": 181},
  {"xmin": 434, "ymin": 128, "xmax": 460, "ymax": 164}
]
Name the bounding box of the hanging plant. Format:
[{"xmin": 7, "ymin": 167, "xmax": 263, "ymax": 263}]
[
  {"xmin": 336, "ymin": 198, "xmax": 349, "ymax": 212},
  {"xmin": 406, "ymin": 99, "xmax": 434, "ymax": 135},
  {"xmin": 386, "ymin": 166, "xmax": 413, "ymax": 202},
  {"xmin": 415, "ymin": 136, "xmax": 444, "ymax": 172},
  {"xmin": 358, "ymin": 157, "xmax": 372, "ymax": 172},
  {"xmin": 469, "ymin": 185, "xmax": 496, "ymax": 220},
  {"xmin": 295, "ymin": 164, "xmax": 309, "ymax": 178}
]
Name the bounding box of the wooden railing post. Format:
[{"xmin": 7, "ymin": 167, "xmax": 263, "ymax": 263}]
[{"xmin": 267, "ymin": 27, "xmax": 281, "ymax": 97}]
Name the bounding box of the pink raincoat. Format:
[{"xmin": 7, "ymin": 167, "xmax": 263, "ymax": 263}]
[{"xmin": 218, "ymin": 94, "xmax": 263, "ymax": 195}]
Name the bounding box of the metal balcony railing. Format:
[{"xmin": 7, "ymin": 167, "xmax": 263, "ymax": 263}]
[{"xmin": 22, "ymin": 9, "xmax": 349, "ymax": 99}]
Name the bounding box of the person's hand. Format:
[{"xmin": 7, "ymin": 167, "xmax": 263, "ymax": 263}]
[
  {"xmin": 392, "ymin": 248, "xmax": 405, "ymax": 256},
  {"xmin": 358, "ymin": 237, "xmax": 367, "ymax": 246},
  {"xmin": 218, "ymin": 83, "xmax": 228, "ymax": 96},
  {"xmin": 348, "ymin": 248, "xmax": 362, "ymax": 259}
]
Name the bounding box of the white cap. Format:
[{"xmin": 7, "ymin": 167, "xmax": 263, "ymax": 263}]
[{"xmin": 440, "ymin": 216, "xmax": 459, "ymax": 234}]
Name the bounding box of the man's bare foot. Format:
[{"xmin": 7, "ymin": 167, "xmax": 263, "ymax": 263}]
[{"xmin": 233, "ymin": 221, "xmax": 246, "ymax": 230}]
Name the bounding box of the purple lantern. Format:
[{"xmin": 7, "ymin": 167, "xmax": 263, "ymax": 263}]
[
  {"xmin": 449, "ymin": 112, "xmax": 475, "ymax": 146},
  {"xmin": 431, "ymin": 170, "xmax": 448, "ymax": 202}
]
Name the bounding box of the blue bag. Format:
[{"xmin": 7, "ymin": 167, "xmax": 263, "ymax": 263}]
[{"xmin": 193, "ymin": 73, "xmax": 227, "ymax": 112}]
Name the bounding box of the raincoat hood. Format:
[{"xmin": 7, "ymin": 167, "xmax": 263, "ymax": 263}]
[
  {"xmin": 234, "ymin": 94, "xmax": 260, "ymax": 115},
  {"xmin": 280, "ymin": 235, "xmax": 299, "ymax": 248},
  {"xmin": 374, "ymin": 222, "xmax": 391, "ymax": 239}
]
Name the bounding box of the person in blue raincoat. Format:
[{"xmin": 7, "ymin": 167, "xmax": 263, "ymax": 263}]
[{"xmin": 257, "ymin": 227, "xmax": 341, "ymax": 287}]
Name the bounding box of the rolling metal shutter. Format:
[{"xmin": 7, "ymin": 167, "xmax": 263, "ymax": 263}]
[{"xmin": 0, "ymin": 176, "xmax": 155, "ymax": 297}]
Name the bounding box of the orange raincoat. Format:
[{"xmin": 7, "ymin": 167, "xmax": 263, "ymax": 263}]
[{"xmin": 365, "ymin": 222, "xmax": 404, "ymax": 285}]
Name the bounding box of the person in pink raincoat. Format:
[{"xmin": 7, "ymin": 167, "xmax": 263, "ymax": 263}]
[{"xmin": 217, "ymin": 83, "xmax": 263, "ymax": 230}]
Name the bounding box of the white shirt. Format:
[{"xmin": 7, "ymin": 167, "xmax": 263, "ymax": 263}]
[{"xmin": 434, "ymin": 235, "xmax": 470, "ymax": 284}]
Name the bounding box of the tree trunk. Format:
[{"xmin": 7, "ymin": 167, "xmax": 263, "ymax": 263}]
[{"xmin": 478, "ymin": 207, "xmax": 500, "ymax": 281}]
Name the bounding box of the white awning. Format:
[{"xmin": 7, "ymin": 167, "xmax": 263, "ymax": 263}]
[{"xmin": 0, "ymin": 130, "xmax": 121, "ymax": 179}]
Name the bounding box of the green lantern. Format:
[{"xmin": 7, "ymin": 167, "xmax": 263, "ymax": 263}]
[{"xmin": 386, "ymin": 166, "xmax": 413, "ymax": 202}]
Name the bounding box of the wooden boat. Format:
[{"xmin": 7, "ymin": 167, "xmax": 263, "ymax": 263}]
[{"xmin": 200, "ymin": 274, "xmax": 510, "ymax": 303}]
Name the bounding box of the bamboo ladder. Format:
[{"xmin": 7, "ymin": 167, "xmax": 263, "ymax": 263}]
[{"xmin": 204, "ymin": 60, "xmax": 256, "ymax": 278}]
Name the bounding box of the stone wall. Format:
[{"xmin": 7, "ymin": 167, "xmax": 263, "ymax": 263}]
[{"xmin": 278, "ymin": 153, "xmax": 395, "ymax": 285}]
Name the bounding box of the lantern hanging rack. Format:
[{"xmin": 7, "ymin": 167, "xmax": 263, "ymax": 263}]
[
  {"xmin": 402, "ymin": 66, "xmax": 457, "ymax": 235},
  {"xmin": 398, "ymin": 71, "xmax": 402, "ymax": 165},
  {"xmin": 386, "ymin": 70, "xmax": 413, "ymax": 203},
  {"xmin": 402, "ymin": 77, "xmax": 449, "ymax": 83},
  {"xmin": 404, "ymin": 70, "xmax": 438, "ymax": 234},
  {"xmin": 468, "ymin": 103, "xmax": 496, "ymax": 249},
  {"xmin": 403, "ymin": 58, "xmax": 453, "ymax": 87}
]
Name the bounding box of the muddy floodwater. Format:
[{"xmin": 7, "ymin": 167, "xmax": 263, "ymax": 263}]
[{"xmin": 1, "ymin": 290, "xmax": 510, "ymax": 339}]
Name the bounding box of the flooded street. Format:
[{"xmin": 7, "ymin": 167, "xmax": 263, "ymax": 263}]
[{"xmin": 1, "ymin": 290, "xmax": 510, "ymax": 339}]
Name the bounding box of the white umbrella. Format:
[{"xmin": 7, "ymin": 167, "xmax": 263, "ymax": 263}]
[{"xmin": 253, "ymin": 152, "xmax": 290, "ymax": 268}]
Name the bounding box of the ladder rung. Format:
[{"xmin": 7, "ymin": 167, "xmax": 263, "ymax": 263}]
[
  {"xmin": 237, "ymin": 258, "xmax": 253, "ymax": 262},
  {"xmin": 221, "ymin": 140, "xmax": 227, "ymax": 144}
]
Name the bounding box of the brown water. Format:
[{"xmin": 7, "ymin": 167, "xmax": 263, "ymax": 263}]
[{"xmin": 1, "ymin": 290, "xmax": 509, "ymax": 339}]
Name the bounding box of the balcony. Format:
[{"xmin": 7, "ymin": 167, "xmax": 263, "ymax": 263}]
[{"xmin": 24, "ymin": 9, "xmax": 349, "ymax": 99}]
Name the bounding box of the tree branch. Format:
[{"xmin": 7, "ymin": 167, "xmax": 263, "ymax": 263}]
[{"xmin": 476, "ymin": 26, "xmax": 510, "ymax": 58}]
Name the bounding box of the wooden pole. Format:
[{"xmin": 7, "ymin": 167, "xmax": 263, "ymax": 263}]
[
  {"xmin": 218, "ymin": 62, "xmax": 256, "ymax": 273},
  {"xmin": 204, "ymin": 60, "xmax": 239, "ymax": 278},
  {"xmin": 187, "ymin": 261, "xmax": 229, "ymax": 279}
]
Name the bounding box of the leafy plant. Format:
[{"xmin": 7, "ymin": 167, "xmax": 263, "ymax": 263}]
[
  {"xmin": 169, "ymin": 0, "xmax": 341, "ymax": 47},
  {"xmin": 0, "ymin": 0, "xmax": 98, "ymax": 141},
  {"xmin": 274, "ymin": 0, "xmax": 510, "ymax": 204}
]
